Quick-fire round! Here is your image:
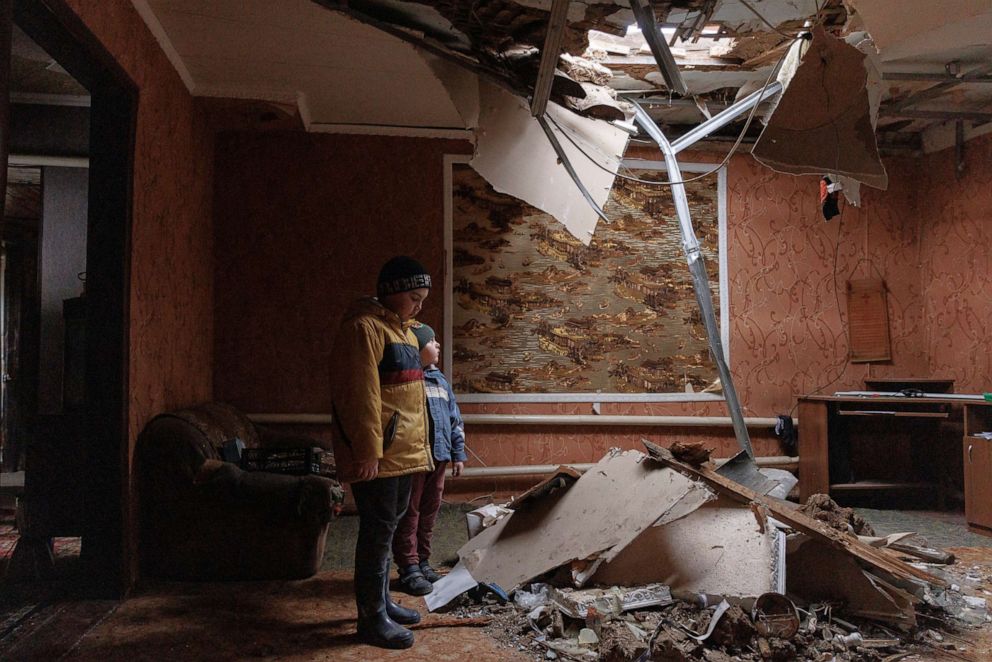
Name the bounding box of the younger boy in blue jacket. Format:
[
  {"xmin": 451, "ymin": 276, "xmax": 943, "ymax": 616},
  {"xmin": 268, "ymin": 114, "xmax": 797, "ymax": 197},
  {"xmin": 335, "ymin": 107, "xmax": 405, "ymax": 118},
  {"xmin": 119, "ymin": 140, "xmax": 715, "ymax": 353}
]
[{"xmin": 392, "ymin": 322, "xmax": 466, "ymax": 595}]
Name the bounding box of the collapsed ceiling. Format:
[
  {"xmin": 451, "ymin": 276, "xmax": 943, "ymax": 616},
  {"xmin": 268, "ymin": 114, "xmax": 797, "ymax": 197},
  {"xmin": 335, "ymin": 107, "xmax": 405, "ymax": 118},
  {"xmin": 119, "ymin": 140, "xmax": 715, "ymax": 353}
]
[
  {"xmin": 125, "ymin": 1, "xmax": 992, "ymax": 156},
  {"xmin": 320, "ymin": 0, "xmax": 992, "ymax": 153}
]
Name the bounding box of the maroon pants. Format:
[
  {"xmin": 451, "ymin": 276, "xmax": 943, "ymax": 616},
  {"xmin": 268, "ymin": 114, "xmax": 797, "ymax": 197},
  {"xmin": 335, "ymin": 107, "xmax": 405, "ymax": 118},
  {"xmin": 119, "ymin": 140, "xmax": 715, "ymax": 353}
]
[{"xmin": 392, "ymin": 460, "xmax": 447, "ymax": 568}]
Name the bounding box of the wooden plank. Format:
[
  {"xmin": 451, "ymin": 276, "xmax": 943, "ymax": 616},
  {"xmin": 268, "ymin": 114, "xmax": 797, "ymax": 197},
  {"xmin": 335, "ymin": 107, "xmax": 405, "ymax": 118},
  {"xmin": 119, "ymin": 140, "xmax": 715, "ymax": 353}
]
[
  {"xmin": 458, "ymin": 450, "xmax": 715, "ymax": 592},
  {"xmin": 847, "ymin": 279, "xmax": 892, "ymax": 363},
  {"xmin": 829, "ymin": 481, "xmax": 936, "ymax": 491},
  {"xmin": 530, "ymin": 0, "xmax": 569, "ymax": 117},
  {"xmin": 643, "ymin": 440, "xmax": 946, "ymax": 588},
  {"xmin": 507, "ymin": 465, "xmax": 581, "ymax": 510},
  {"xmin": 798, "ymin": 399, "xmax": 829, "ymax": 501}
]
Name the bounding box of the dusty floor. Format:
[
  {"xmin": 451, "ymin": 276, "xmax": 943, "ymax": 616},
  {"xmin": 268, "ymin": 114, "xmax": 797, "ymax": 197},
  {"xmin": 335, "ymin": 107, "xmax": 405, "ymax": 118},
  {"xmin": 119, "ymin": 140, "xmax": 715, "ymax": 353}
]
[
  {"xmin": 4, "ymin": 506, "xmax": 992, "ymax": 661},
  {"xmin": 62, "ymin": 571, "xmax": 529, "ymax": 662}
]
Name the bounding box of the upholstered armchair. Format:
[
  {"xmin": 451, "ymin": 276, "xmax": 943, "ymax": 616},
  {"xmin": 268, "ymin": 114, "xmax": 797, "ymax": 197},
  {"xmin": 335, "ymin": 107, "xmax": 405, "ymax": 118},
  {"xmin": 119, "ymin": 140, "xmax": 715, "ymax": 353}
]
[{"xmin": 137, "ymin": 402, "xmax": 342, "ymax": 581}]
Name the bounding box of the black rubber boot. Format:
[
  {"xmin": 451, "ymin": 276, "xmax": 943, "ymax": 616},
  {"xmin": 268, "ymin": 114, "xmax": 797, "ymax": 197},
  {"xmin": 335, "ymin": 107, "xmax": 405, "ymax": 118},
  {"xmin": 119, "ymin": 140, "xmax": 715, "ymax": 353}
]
[
  {"xmin": 385, "ymin": 585, "xmax": 421, "ymax": 625},
  {"xmin": 384, "ymin": 555, "xmax": 421, "ymax": 625},
  {"xmin": 397, "ymin": 564, "xmax": 434, "ymax": 596},
  {"xmin": 356, "ymin": 571, "xmax": 414, "ymax": 649},
  {"xmin": 419, "ymin": 560, "xmax": 442, "ymax": 583}
]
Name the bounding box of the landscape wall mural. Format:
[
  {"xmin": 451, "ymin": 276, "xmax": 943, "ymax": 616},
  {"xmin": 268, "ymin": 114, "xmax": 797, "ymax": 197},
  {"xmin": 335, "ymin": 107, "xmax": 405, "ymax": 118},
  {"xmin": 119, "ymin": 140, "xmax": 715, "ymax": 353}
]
[{"xmin": 449, "ymin": 160, "xmax": 724, "ymax": 399}]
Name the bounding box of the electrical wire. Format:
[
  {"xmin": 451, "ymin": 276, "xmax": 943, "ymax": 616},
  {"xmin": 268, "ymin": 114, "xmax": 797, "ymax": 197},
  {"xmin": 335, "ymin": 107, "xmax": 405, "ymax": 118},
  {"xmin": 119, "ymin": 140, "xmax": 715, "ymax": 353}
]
[
  {"xmin": 787, "ymin": 202, "xmax": 850, "ymax": 419},
  {"xmin": 545, "ymin": 34, "xmax": 798, "ymax": 188}
]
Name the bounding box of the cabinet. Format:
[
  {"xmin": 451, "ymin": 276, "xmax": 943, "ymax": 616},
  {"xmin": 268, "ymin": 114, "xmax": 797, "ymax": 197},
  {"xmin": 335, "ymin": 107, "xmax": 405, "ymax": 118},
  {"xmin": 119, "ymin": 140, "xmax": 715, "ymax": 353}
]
[{"xmin": 964, "ymin": 403, "xmax": 992, "ymax": 534}]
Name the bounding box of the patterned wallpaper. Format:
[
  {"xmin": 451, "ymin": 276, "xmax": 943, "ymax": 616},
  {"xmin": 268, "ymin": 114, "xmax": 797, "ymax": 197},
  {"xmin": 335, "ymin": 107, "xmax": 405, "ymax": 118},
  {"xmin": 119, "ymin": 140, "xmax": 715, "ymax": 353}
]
[
  {"xmin": 209, "ymin": 126, "xmax": 987, "ymax": 469},
  {"xmin": 919, "ymin": 134, "xmax": 992, "ymax": 393},
  {"xmin": 66, "ymin": 0, "xmax": 216, "ymax": 580}
]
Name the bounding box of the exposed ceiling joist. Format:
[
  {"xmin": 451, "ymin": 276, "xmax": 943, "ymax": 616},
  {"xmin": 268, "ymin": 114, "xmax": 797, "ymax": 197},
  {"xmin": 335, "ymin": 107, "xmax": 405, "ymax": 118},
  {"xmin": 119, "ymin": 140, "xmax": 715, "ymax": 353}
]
[
  {"xmin": 884, "ymin": 62, "xmax": 992, "ymax": 114},
  {"xmin": 882, "ymin": 72, "xmax": 992, "ymax": 84},
  {"xmin": 886, "ymin": 109, "xmax": 992, "ymax": 123},
  {"xmin": 628, "ymin": 0, "xmax": 689, "ymax": 96},
  {"xmin": 531, "ymin": 0, "xmax": 570, "ymax": 117}
]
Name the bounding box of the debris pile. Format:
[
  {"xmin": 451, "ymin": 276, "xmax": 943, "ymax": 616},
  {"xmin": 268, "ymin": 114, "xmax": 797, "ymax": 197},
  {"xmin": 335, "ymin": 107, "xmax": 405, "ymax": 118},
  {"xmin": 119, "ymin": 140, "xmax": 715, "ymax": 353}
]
[{"xmin": 429, "ymin": 442, "xmax": 990, "ymax": 660}]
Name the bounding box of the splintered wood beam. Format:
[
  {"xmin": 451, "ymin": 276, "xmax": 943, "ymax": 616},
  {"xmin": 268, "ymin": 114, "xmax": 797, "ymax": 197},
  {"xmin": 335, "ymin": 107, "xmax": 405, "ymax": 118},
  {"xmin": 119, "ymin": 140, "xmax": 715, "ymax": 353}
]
[
  {"xmin": 629, "ymin": 0, "xmax": 689, "ymax": 96},
  {"xmin": 642, "ymin": 440, "xmax": 946, "ymax": 589},
  {"xmin": 531, "ymin": 0, "xmax": 570, "ymax": 117}
]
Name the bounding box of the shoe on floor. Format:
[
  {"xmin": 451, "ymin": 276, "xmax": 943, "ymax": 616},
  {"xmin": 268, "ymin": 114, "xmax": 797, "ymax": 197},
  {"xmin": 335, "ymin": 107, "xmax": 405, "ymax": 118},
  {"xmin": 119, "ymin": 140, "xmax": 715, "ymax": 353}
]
[
  {"xmin": 419, "ymin": 560, "xmax": 442, "ymax": 583},
  {"xmin": 397, "ymin": 565, "xmax": 433, "ymax": 596}
]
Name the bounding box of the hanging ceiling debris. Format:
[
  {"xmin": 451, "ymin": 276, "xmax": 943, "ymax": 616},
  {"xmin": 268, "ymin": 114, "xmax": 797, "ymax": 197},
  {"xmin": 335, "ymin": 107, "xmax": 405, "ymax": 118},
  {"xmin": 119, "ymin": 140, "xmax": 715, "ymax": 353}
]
[{"xmin": 313, "ymin": 0, "xmax": 992, "ymax": 152}]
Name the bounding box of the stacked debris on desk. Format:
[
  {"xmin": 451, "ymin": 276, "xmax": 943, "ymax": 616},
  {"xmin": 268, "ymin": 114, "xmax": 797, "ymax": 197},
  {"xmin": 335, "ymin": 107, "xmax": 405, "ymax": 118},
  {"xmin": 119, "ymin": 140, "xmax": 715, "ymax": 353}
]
[{"xmin": 429, "ymin": 443, "xmax": 989, "ymax": 661}]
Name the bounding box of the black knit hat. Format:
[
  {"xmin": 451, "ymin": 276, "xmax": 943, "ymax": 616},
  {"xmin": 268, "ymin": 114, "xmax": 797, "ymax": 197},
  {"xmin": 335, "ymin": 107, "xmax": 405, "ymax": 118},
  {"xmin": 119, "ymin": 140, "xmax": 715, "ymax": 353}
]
[
  {"xmin": 410, "ymin": 322, "xmax": 435, "ymax": 349},
  {"xmin": 377, "ymin": 256, "xmax": 432, "ymax": 298}
]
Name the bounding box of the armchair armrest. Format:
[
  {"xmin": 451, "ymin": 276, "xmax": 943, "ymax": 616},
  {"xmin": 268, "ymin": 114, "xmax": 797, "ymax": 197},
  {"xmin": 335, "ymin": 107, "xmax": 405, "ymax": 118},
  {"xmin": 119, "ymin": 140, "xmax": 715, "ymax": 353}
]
[
  {"xmin": 257, "ymin": 425, "xmax": 331, "ymax": 451},
  {"xmin": 195, "ymin": 460, "xmax": 343, "ymax": 525}
]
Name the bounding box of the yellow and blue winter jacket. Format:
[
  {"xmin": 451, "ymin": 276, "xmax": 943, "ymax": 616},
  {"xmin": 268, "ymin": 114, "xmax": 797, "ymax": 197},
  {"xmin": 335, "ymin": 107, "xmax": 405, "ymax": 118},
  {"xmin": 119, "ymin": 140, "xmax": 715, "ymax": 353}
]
[{"xmin": 330, "ymin": 298, "xmax": 432, "ymax": 482}]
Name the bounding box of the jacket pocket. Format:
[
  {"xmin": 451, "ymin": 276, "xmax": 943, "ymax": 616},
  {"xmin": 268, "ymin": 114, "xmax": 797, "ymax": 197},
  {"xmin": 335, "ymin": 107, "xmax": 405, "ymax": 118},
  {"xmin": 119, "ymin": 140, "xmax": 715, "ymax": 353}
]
[{"xmin": 382, "ymin": 411, "xmax": 399, "ymax": 451}]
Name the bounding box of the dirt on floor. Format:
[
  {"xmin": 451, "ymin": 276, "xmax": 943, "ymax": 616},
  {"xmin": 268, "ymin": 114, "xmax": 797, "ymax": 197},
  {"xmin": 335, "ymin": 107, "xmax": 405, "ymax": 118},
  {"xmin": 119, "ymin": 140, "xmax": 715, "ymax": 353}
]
[{"xmin": 62, "ymin": 570, "xmax": 529, "ymax": 662}]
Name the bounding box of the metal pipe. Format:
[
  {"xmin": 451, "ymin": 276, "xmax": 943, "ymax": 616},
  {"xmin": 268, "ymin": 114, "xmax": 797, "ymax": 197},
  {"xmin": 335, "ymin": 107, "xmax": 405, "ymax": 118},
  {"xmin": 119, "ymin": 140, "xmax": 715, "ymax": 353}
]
[
  {"xmin": 633, "ymin": 101, "xmax": 754, "ymax": 460},
  {"xmin": 462, "ymin": 414, "xmax": 782, "ymax": 427},
  {"xmin": 247, "ymin": 413, "xmax": 791, "ymax": 427},
  {"xmin": 669, "ymin": 81, "xmax": 782, "ymax": 154},
  {"xmin": 457, "ymin": 455, "xmax": 798, "ymax": 478}
]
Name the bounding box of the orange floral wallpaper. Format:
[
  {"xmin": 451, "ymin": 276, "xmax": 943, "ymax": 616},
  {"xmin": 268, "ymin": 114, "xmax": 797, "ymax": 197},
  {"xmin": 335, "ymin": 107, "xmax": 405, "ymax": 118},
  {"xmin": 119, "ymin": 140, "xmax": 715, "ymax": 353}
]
[
  {"xmin": 919, "ymin": 134, "xmax": 992, "ymax": 393},
  {"xmin": 211, "ymin": 130, "xmax": 986, "ymax": 472}
]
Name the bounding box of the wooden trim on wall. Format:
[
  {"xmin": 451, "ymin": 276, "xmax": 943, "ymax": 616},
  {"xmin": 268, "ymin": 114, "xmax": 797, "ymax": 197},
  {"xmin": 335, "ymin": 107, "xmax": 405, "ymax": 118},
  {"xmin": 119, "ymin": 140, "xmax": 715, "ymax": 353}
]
[{"xmin": 14, "ymin": 0, "xmax": 136, "ymax": 597}]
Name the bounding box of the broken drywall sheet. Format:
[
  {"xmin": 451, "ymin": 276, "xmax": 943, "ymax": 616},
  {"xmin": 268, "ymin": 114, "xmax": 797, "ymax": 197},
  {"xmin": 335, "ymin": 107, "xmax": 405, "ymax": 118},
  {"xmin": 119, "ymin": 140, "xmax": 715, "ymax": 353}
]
[
  {"xmin": 470, "ymin": 80, "xmax": 630, "ymax": 245},
  {"xmin": 844, "ymin": 0, "xmax": 992, "ymax": 63},
  {"xmin": 591, "ymin": 495, "xmax": 785, "ymax": 599},
  {"xmin": 425, "ymin": 560, "xmax": 477, "ymax": 612},
  {"xmin": 786, "ymin": 536, "xmax": 917, "ymax": 629},
  {"xmin": 752, "ymin": 26, "xmax": 888, "ymax": 191},
  {"xmin": 457, "ymin": 450, "xmax": 715, "ymax": 593},
  {"xmin": 642, "ymin": 440, "xmax": 944, "ymax": 593}
]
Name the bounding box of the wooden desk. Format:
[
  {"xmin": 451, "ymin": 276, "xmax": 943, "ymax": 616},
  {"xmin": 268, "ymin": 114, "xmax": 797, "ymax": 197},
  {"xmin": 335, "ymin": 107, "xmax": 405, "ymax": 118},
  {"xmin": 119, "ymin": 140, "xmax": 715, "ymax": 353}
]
[{"xmin": 798, "ymin": 395, "xmax": 992, "ymax": 510}]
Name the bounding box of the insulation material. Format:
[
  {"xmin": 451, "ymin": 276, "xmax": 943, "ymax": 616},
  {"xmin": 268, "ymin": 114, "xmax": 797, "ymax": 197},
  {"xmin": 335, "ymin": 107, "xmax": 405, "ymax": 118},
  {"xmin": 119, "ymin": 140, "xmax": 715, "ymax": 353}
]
[
  {"xmin": 590, "ymin": 496, "xmax": 785, "ymax": 599},
  {"xmin": 786, "ymin": 536, "xmax": 917, "ymax": 629},
  {"xmin": 470, "ymin": 80, "xmax": 630, "ymax": 244},
  {"xmin": 752, "ymin": 26, "xmax": 888, "ymax": 191},
  {"xmin": 457, "ymin": 450, "xmax": 715, "ymax": 592}
]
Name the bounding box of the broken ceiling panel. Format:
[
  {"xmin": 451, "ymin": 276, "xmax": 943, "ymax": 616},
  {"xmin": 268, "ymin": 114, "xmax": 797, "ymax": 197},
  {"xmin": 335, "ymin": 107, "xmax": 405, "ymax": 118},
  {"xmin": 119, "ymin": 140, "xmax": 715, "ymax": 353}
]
[
  {"xmin": 752, "ymin": 26, "xmax": 888, "ymax": 189},
  {"xmin": 457, "ymin": 450, "xmax": 716, "ymax": 593},
  {"xmin": 591, "ymin": 495, "xmax": 786, "ymax": 599},
  {"xmin": 667, "ymin": 0, "xmax": 820, "ymax": 34},
  {"xmin": 845, "ymin": 0, "xmax": 992, "ymax": 64},
  {"xmin": 469, "ymin": 80, "xmax": 629, "ymax": 244},
  {"xmin": 786, "ymin": 536, "xmax": 917, "ymax": 629}
]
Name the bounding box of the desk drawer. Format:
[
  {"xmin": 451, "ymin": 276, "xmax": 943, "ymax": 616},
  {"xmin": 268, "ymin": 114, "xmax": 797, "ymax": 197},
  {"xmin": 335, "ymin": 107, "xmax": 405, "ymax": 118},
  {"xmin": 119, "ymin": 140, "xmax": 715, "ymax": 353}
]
[{"xmin": 964, "ymin": 436, "xmax": 992, "ymax": 533}]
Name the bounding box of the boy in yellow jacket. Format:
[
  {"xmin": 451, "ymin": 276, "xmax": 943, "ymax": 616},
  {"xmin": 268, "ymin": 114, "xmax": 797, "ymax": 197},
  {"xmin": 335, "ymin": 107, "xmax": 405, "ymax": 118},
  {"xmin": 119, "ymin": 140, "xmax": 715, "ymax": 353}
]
[{"xmin": 330, "ymin": 256, "xmax": 434, "ymax": 649}]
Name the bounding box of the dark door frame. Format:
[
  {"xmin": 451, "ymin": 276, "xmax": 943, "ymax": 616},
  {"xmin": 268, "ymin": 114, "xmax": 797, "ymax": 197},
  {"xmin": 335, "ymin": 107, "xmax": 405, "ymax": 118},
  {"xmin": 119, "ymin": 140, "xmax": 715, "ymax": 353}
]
[{"xmin": 12, "ymin": 0, "xmax": 135, "ymax": 596}]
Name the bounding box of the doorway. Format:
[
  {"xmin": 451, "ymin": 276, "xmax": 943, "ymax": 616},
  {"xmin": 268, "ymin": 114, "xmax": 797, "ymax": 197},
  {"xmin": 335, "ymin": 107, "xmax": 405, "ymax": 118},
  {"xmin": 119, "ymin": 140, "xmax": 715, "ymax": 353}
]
[{"xmin": 1, "ymin": 0, "xmax": 134, "ymax": 597}]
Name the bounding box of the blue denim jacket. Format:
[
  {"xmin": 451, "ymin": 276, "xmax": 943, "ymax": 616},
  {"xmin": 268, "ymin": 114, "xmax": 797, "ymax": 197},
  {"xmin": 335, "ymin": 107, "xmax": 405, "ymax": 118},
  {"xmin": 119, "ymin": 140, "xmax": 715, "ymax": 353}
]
[{"xmin": 423, "ymin": 367, "xmax": 466, "ymax": 463}]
